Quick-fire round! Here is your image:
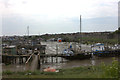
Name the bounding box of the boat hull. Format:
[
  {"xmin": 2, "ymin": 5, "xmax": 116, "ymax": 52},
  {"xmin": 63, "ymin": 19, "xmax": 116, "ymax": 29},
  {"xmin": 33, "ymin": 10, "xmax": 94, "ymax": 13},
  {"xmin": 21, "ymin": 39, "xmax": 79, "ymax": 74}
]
[{"xmin": 62, "ymin": 53, "xmax": 92, "ymax": 60}]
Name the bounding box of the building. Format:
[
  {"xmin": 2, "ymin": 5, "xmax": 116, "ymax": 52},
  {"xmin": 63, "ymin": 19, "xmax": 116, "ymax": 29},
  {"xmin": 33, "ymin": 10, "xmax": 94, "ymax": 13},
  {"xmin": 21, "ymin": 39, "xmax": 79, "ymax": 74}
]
[{"xmin": 3, "ymin": 45, "xmax": 17, "ymax": 55}]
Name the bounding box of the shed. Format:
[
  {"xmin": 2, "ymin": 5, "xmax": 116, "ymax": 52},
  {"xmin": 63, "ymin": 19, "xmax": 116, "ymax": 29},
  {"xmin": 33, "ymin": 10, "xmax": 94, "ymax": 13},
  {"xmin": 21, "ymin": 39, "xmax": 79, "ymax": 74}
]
[{"xmin": 3, "ymin": 45, "xmax": 17, "ymax": 55}]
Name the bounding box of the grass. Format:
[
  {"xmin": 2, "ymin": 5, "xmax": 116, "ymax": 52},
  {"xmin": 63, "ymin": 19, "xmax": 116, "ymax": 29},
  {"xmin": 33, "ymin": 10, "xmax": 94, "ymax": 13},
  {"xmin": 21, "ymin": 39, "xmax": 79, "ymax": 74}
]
[{"xmin": 3, "ymin": 58, "xmax": 119, "ymax": 78}]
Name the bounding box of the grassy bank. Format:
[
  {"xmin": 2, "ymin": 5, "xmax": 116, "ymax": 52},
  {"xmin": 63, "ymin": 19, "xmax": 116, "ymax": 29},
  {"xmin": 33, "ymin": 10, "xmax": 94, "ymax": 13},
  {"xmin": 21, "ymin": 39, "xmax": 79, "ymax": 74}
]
[{"xmin": 3, "ymin": 58, "xmax": 119, "ymax": 78}]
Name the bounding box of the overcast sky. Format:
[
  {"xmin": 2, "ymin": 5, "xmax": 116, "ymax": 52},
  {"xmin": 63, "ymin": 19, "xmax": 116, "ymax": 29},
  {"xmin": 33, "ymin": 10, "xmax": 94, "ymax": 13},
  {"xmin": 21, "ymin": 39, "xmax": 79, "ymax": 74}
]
[{"xmin": 1, "ymin": 0, "xmax": 119, "ymax": 36}]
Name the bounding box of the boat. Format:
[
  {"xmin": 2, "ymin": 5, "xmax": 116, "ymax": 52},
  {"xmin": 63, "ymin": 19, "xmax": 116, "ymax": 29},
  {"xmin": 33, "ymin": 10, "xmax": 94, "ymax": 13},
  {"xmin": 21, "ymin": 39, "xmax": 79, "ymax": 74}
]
[
  {"xmin": 62, "ymin": 48, "xmax": 91, "ymax": 60},
  {"xmin": 62, "ymin": 49, "xmax": 74, "ymax": 56}
]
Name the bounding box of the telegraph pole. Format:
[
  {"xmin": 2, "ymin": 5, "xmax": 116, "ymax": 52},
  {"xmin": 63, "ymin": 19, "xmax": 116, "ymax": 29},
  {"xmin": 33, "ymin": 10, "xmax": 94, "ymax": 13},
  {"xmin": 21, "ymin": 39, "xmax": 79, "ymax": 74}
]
[
  {"xmin": 27, "ymin": 26, "xmax": 29, "ymax": 36},
  {"xmin": 80, "ymin": 15, "xmax": 82, "ymax": 51},
  {"xmin": 80, "ymin": 15, "xmax": 81, "ymax": 35},
  {"xmin": 27, "ymin": 26, "xmax": 29, "ymax": 44}
]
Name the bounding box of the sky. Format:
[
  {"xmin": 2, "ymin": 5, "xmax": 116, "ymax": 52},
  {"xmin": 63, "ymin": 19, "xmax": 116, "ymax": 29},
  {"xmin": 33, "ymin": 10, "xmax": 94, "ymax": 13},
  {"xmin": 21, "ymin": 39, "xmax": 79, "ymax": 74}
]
[{"xmin": 1, "ymin": 0, "xmax": 119, "ymax": 36}]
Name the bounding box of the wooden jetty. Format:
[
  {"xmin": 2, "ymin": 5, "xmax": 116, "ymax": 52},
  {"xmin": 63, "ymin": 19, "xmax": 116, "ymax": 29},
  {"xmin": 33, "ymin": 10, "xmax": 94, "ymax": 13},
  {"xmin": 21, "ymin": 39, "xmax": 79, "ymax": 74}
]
[
  {"xmin": 2, "ymin": 49, "xmax": 120, "ymax": 64},
  {"xmin": 2, "ymin": 54, "xmax": 30, "ymax": 64}
]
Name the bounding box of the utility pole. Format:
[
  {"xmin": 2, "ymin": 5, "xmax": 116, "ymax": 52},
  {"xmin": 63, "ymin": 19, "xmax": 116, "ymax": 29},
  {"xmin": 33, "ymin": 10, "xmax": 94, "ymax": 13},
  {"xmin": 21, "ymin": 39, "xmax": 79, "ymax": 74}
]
[
  {"xmin": 27, "ymin": 26, "xmax": 29, "ymax": 36},
  {"xmin": 79, "ymin": 15, "xmax": 82, "ymax": 51},
  {"xmin": 27, "ymin": 26, "xmax": 29, "ymax": 44}
]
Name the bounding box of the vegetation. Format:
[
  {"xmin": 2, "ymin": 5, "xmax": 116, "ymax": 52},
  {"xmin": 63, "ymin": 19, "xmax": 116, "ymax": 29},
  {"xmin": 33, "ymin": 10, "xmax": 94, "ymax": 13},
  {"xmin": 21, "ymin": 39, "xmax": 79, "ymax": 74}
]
[
  {"xmin": 39, "ymin": 31, "xmax": 118, "ymax": 44},
  {"xmin": 101, "ymin": 58, "xmax": 119, "ymax": 78},
  {"xmin": 81, "ymin": 37, "xmax": 118, "ymax": 45},
  {"xmin": 3, "ymin": 30, "xmax": 119, "ymax": 45},
  {"xmin": 113, "ymin": 28, "xmax": 120, "ymax": 34},
  {"xmin": 3, "ymin": 58, "xmax": 119, "ymax": 78}
]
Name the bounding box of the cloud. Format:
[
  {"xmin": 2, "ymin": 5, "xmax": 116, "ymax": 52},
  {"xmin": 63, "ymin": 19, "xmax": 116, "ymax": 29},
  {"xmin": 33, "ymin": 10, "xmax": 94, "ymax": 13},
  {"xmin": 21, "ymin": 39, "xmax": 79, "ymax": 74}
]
[
  {"xmin": 1, "ymin": 0, "xmax": 119, "ymax": 18},
  {"xmin": 2, "ymin": 14, "xmax": 117, "ymax": 35},
  {"xmin": 1, "ymin": 0, "xmax": 119, "ymax": 35}
]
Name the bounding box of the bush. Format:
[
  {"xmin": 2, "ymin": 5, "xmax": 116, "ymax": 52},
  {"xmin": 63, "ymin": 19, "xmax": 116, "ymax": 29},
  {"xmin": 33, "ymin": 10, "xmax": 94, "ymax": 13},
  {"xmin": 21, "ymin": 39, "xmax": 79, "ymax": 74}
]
[
  {"xmin": 101, "ymin": 58, "xmax": 119, "ymax": 78},
  {"xmin": 32, "ymin": 71, "xmax": 41, "ymax": 75},
  {"xmin": 3, "ymin": 70, "xmax": 14, "ymax": 75},
  {"xmin": 17, "ymin": 71, "xmax": 26, "ymax": 75}
]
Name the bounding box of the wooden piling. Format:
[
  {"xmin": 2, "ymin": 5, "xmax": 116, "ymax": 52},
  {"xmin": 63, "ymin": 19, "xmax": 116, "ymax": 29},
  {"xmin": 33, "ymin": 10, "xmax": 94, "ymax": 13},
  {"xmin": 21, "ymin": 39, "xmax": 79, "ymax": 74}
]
[
  {"xmin": 56, "ymin": 57, "xmax": 58, "ymax": 63},
  {"xmin": 61, "ymin": 57, "xmax": 63, "ymax": 63},
  {"xmin": 19, "ymin": 58, "xmax": 21, "ymax": 64},
  {"xmin": 56, "ymin": 45, "xmax": 58, "ymax": 63},
  {"xmin": 15, "ymin": 57, "xmax": 16, "ymax": 64},
  {"xmin": 45, "ymin": 56, "xmax": 47, "ymax": 63},
  {"xmin": 38, "ymin": 53, "xmax": 41, "ymax": 69},
  {"xmin": 22, "ymin": 57, "xmax": 23, "ymax": 63},
  {"xmin": 42, "ymin": 58, "xmax": 44, "ymax": 63},
  {"xmin": 51, "ymin": 57, "xmax": 53, "ymax": 63}
]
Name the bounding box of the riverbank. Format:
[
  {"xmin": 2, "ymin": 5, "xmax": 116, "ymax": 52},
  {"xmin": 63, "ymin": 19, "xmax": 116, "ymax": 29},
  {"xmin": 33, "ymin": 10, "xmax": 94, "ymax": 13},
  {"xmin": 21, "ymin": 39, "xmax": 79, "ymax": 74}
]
[{"xmin": 3, "ymin": 58, "xmax": 118, "ymax": 78}]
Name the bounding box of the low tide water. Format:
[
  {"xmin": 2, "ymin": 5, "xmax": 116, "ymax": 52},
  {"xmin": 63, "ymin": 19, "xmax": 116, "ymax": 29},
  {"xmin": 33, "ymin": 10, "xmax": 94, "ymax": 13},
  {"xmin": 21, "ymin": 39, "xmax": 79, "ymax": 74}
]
[{"xmin": 2, "ymin": 57, "xmax": 118, "ymax": 72}]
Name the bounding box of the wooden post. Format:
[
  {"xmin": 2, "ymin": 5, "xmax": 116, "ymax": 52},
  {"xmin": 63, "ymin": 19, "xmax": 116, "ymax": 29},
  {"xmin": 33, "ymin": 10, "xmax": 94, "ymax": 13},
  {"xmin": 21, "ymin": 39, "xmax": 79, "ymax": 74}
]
[
  {"xmin": 38, "ymin": 53, "xmax": 41, "ymax": 69},
  {"xmin": 51, "ymin": 57, "xmax": 53, "ymax": 63},
  {"xmin": 19, "ymin": 57, "xmax": 22, "ymax": 64},
  {"xmin": 56, "ymin": 45, "xmax": 58, "ymax": 63},
  {"xmin": 22, "ymin": 57, "xmax": 23, "ymax": 63},
  {"xmin": 61, "ymin": 57, "xmax": 63, "ymax": 63},
  {"xmin": 15, "ymin": 57, "xmax": 16, "ymax": 64},
  {"xmin": 7, "ymin": 57, "xmax": 9, "ymax": 64},
  {"xmin": 11, "ymin": 57, "xmax": 13, "ymax": 64},
  {"xmin": 19, "ymin": 58, "xmax": 20, "ymax": 64},
  {"xmin": 42, "ymin": 58, "xmax": 44, "ymax": 63},
  {"xmin": 45, "ymin": 56, "xmax": 47, "ymax": 63},
  {"xmin": 56, "ymin": 57, "xmax": 58, "ymax": 63}
]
